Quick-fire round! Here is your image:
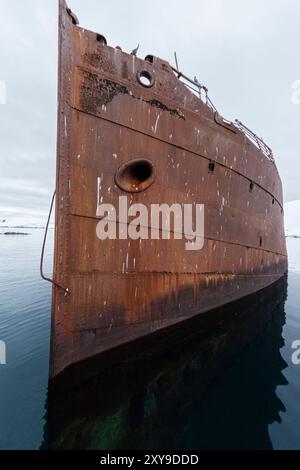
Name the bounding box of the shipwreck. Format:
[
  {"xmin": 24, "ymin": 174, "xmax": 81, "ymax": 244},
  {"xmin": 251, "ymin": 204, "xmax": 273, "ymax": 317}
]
[{"xmin": 47, "ymin": 0, "xmax": 287, "ymax": 378}]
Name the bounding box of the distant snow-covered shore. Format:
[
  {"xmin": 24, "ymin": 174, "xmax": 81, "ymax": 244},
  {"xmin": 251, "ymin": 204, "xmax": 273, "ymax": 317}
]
[
  {"xmin": 0, "ymin": 213, "xmax": 53, "ymax": 230},
  {"xmin": 1, "ymin": 199, "xmax": 299, "ymax": 235},
  {"xmin": 284, "ymin": 200, "xmax": 300, "ymax": 238}
]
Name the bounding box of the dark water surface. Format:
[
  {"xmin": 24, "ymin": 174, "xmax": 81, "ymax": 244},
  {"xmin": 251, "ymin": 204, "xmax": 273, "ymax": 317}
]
[{"xmin": 0, "ymin": 229, "xmax": 300, "ymax": 450}]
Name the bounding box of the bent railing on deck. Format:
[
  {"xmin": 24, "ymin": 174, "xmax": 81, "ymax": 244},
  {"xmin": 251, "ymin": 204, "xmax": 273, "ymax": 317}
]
[
  {"xmin": 172, "ymin": 66, "xmax": 275, "ymax": 163},
  {"xmin": 234, "ymin": 120, "xmax": 275, "ymax": 163}
]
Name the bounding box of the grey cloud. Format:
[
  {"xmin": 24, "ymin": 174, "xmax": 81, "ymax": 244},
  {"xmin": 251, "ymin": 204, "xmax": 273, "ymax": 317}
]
[{"xmin": 0, "ymin": 0, "xmax": 299, "ymax": 225}]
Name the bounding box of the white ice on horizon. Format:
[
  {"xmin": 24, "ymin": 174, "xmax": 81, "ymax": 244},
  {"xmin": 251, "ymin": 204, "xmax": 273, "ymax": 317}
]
[
  {"xmin": 0, "ymin": 212, "xmax": 54, "ymax": 229},
  {"xmin": 0, "ymin": 200, "xmax": 299, "ymax": 234},
  {"xmin": 284, "ymin": 200, "xmax": 300, "ymax": 237}
]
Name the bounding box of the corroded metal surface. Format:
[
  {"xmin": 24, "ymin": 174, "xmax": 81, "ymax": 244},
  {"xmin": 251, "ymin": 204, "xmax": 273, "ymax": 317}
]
[
  {"xmin": 51, "ymin": 0, "xmax": 288, "ymax": 378},
  {"xmin": 49, "ymin": 276, "xmax": 287, "ymax": 448}
]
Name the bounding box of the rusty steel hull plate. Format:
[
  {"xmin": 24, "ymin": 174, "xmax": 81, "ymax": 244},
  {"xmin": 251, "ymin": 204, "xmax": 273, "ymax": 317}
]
[{"xmin": 50, "ymin": 0, "xmax": 288, "ymax": 378}]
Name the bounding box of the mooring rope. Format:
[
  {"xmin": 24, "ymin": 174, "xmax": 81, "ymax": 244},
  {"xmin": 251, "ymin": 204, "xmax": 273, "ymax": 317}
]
[{"xmin": 40, "ymin": 190, "xmax": 70, "ymax": 296}]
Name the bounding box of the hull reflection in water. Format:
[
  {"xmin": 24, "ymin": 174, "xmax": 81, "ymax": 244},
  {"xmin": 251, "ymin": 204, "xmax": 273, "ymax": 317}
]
[{"xmin": 48, "ymin": 276, "xmax": 288, "ymax": 450}]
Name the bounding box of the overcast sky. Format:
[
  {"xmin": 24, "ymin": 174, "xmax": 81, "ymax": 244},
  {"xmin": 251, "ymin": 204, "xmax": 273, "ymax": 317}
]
[{"xmin": 0, "ymin": 0, "xmax": 299, "ymax": 222}]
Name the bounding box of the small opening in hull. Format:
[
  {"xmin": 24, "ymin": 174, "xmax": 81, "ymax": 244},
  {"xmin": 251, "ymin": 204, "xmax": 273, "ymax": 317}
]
[
  {"xmin": 115, "ymin": 159, "xmax": 156, "ymax": 193},
  {"xmin": 145, "ymin": 55, "xmax": 154, "ymax": 64},
  {"xmin": 249, "ymin": 181, "xmax": 254, "ymax": 192},
  {"xmin": 96, "ymin": 34, "xmax": 107, "ymax": 45},
  {"xmin": 137, "ymin": 70, "xmax": 154, "ymax": 88},
  {"xmin": 209, "ymin": 161, "xmax": 215, "ymax": 173}
]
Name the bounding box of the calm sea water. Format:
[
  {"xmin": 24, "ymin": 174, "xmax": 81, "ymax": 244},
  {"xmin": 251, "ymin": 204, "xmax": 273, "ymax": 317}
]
[{"xmin": 0, "ymin": 229, "xmax": 300, "ymax": 450}]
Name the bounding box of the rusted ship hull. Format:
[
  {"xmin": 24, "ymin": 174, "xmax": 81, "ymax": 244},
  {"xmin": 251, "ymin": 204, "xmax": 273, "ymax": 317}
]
[
  {"xmin": 48, "ymin": 276, "xmax": 287, "ymax": 448},
  {"xmin": 50, "ymin": 0, "xmax": 287, "ymax": 378}
]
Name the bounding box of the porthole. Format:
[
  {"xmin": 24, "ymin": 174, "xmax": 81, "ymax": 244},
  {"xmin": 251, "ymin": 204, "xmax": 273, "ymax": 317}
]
[
  {"xmin": 259, "ymin": 236, "xmax": 263, "ymax": 247},
  {"xmin": 115, "ymin": 159, "xmax": 156, "ymax": 193},
  {"xmin": 272, "ymin": 198, "xmax": 275, "ymax": 205},
  {"xmin": 96, "ymin": 34, "xmax": 107, "ymax": 45},
  {"xmin": 145, "ymin": 55, "xmax": 154, "ymax": 64},
  {"xmin": 137, "ymin": 70, "xmax": 154, "ymax": 88},
  {"xmin": 249, "ymin": 181, "xmax": 254, "ymax": 192},
  {"xmin": 208, "ymin": 161, "xmax": 215, "ymax": 173}
]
